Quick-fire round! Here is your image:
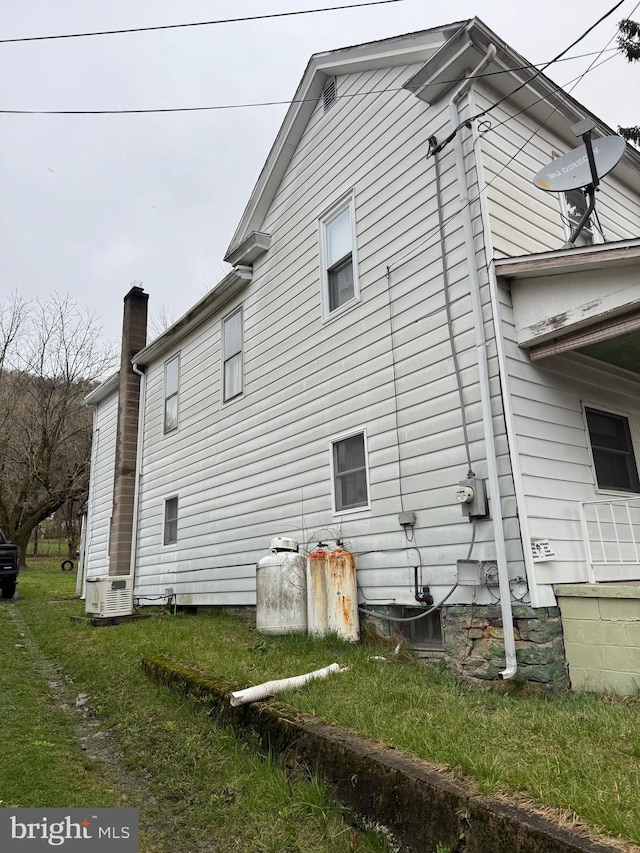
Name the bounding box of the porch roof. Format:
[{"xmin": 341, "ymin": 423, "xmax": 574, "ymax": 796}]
[{"xmin": 495, "ymin": 239, "xmax": 640, "ymax": 374}]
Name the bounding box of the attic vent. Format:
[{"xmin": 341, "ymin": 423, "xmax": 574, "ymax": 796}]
[{"xmin": 322, "ymin": 77, "xmax": 337, "ymax": 113}]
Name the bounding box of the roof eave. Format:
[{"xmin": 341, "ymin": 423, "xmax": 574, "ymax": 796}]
[
  {"xmin": 84, "ymin": 372, "xmax": 120, "ymax": 406},
  {"xmin": 494, "ymin": 237, "xmax": 640, "ymax": 280},
  {"xmin": 224, "ymin": 25, "xmax": 461, "ymax": 257},
  {"xmin": 133, "ymin": 266, "xmax": 253, "ymax": 367}
]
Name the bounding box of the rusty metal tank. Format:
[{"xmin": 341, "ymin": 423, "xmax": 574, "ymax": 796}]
[
  {"xmin": 327, "ymin": 547, "xmax": 359, "ymax": 642},
  {"xmin": 256, "ymin": 537, "xmax": 307, "ymax": 635},
  {"xmin": 306, "ymin": 546, "xmax": 359, "ymax": 642},
  {"xmin": 306, "ymin": 547, "xmax": 329, "ymax": 637}
]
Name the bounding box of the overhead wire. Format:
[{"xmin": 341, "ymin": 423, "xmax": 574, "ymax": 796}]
[
  {"xmin": 0, "ymin": 0, "xmax": 413, "ymax": 44},
  {"xmin": 0, "ymin": 47, "xmax": 622, "ymax": 115},
  {"xmin": 428, "ymin": 0, "xmax": 626, "ymax": 155}
]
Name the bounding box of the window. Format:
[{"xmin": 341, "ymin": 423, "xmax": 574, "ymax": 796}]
[
  {"xmin": 320, "ymin": 197, "xmax": 359, "ymax": 317},
  {"xmin": 223, "ymin": 308, "xmax": 243, "ymax": 401},
  {"xmin": 164, "ymin": 355, "xmax": 180, "ymax": 433},
  {"xmin": 164, "ymin": 496, "xmax": 178, "ymax": 545},
  {"xmin": 585, "ymin": 407, "xmax": 640, "ymax": 492},
  {"xmin": 332, "ymin": 431, "xmax": 370, "ymax": 512},
  {"xmin": 561, "ymin": 189, "xmax": 601, "ymax": 247}
]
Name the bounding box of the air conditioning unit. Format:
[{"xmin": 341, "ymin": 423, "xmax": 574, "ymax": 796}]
[{"xmin": 85, "ymin": 576, "xmax": 134, "ymax": 617}]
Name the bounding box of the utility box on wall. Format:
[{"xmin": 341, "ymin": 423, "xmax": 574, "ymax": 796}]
[{"xmin": 456, "ymin": 560, "xmax": 499, "ymax": 586}]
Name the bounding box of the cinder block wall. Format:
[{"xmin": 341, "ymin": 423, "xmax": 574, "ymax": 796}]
[{"xmin": 555, "ymin": 585, "xmax": 640, "ymax": 695}]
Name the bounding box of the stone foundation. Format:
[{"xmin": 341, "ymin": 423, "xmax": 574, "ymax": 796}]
[{"xmin": 442, "ymin": 605, "xmax": 569, "ymax": 694}]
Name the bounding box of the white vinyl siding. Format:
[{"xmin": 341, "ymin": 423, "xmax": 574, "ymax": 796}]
[
  {"xmin": 474, "ymin": 86, "xmax": 640, "ymax": 258},
  {"xmin": 84, "ymin": 390, "xmax": 118, "ymax": 578},
  {"xmin": 131, "ymin": 63, "xmax": 519, "ymax": 607},
  {"xmin": 498, "ymin": 270, "xmax": 640, "ymax": 585}
]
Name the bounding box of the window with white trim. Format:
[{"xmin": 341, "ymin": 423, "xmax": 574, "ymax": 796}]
[
  {"xmin": 164, "ymin": 355, "xmax": 180, "ymax": 433},
  {"xmin": 223, "ymin": 307, "xmax": 243, "ymax": 401},
  {"xmin": 332, "ymin": 431, "xmax": 370, "ymax": 512},
  {"xmin": 561, "ymin": 189, "xmax": 602, "ymax": 246},
  {"xmin": 320, "ymin": 197, "xmax": 359, "ymax": 317},
  {"xmin": 585, "ymin": 407, "xmax": 640, "ymax": 492},
  {"xmin": 164, "ymin": 496, "xmax": 178, "ymax": 545}
]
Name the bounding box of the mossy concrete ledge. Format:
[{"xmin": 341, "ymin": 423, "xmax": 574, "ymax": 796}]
[{"xmin": 141, "ymin": 655, "xmax": 622, "ymax": 853}]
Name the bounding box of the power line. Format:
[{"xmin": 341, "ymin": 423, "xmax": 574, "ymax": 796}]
[
  {"xmin": 0, "ymin": 47, "xmax": 621, "ymax": 116},
  {"xmin": 428, "ymin": 0, "xmax": 626, "ymax": 156},
  {"xmin": 0, "ymin": 0, "xmax": 413, "ymax": 44},
  {"xmin": 388, "ymin": 50, "xmax": 626, "ymax": 275}
]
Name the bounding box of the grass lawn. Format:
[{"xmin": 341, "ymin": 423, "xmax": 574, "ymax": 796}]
[{"xmin": 5, "ymin": 559, "xmax": 640, "ymax": 851}]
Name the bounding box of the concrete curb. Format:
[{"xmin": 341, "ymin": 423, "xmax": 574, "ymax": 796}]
[{"xmin": 141, "ymin": 655, "xmax": 627, "ymax": 853}]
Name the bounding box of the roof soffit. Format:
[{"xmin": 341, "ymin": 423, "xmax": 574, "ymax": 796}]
[{"xmin": 404, "ymin": 18, "xmax": 640, "ymax": 189}]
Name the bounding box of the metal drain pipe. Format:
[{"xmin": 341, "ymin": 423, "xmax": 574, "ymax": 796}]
[{"xmin": 448, "ymin": 44, "xmax": 517, "ymax": 680}]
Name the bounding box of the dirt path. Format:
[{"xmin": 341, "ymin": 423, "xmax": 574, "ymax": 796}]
[{"xmin": 6, "ymin": 603, "xmax": 198, "ymax": 853}]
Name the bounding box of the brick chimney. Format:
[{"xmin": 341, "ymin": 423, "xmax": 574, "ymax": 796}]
[{"xmin": 109, "ymin": 285, "xmax": 148, "ymax": 576}]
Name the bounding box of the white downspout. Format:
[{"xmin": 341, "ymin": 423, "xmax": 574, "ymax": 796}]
[
  {"xmin": 129, "ymin": 363, "xmax": 147, "ymax": 589},
  {"xmin": 449, "ymin": 44, "xmax": 517, "ymax": 680},
  {"xmin": 468, "ymin": 91, "xmax": 544, "ymax": 609}
]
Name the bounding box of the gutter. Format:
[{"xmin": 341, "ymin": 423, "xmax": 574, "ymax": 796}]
[{"xmin": 448, "ymin": 44, "xmax": 518, "ymax": 680}]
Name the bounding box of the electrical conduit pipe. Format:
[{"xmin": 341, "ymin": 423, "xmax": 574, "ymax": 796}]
[
  {"xmin": 448, "ymin": 42, "xmax": 517, "ymax": 680},
  {"xmin": 229, "ymin": 663, "xmax": 341, "ymax": 707}
]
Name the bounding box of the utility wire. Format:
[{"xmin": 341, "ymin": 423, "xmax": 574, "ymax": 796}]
[
  {"xmin": 0, "ymin": 48, "xmax": 621, "ymax": 116},
  {"xmin": 428, "ymin": 0, "xmax": 626, "ymax": 156},
  {"xmin": 0, "ymin": 0, "xmax": 412, "ymax": 44}
]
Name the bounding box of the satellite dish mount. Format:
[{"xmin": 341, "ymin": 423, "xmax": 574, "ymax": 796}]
[
  {"xmin": 532, "ymin": 121, "xmax": 626, "ymax": 249},
  {"xmin": 565, "ymin": 120, "xmax": 599, "ymax": 249}
]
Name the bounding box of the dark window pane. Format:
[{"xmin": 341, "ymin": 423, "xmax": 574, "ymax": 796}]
[
  {"xmin": 328, "ymin": 256, "xmax": 354, "ymax": 312},
  {"xmin": 586, "ymin": 408, "xmax": 640, "ymax": 492},
  {"xmin": 335, "ymin": 434, "xmax": 365, "ymax": 471},
  {"xmin": 164, "ymin": 497, "xmax": 178, "ymax": 545},
  {"xmin": 337, "ymin": 470, "xmax": 368, "ymax": 509},
  {"xmin": 333, "ymin": 433, "xmax": 368, "ymax": 510}
]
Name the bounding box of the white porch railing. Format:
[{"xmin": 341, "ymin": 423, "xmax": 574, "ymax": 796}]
[{"xmin": 579, "ymin": 497, "xmax": 640, "ymax": 583}]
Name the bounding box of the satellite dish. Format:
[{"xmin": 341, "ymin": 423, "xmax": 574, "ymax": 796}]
[{"xmin": 533, "ymin": 136, "xmax": 625, "ymax": 193}]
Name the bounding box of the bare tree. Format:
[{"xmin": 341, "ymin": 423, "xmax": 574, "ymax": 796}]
[{"xmin": 0, "ymin": 294, "xmax": 114, "ymax": 567}]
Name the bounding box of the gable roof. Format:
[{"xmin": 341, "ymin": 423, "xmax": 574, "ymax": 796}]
[
  {"xmin": 224, "ymin": 22, "xmax": 463, "ymax": 260},
  {"xmin": 225, "ymin": 17, "xmax": 640, "ymax": 259}
]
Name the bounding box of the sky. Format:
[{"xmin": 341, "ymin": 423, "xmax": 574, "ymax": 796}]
[{"xmin": 1, "ymin": 0, "xmax": 639, "ymax": 349}]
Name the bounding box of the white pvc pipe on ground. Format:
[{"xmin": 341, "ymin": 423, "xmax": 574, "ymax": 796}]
[{"xmin": 229, "ymin": 663, "xmax": 341, "ymax": 707}]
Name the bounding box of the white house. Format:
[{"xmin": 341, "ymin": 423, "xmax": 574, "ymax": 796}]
[{"xmin": 83, "ymin": 19, "xmax": 640, "ymax": 694}]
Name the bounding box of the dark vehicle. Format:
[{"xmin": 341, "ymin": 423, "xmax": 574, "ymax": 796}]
[{"xmin": 0, "ymin": 529, "xmax": 19, "ymax": 599}]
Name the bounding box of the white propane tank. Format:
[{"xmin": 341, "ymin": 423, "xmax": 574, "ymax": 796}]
[{"xmin": 256, "ymin": 537, "xmax": 307, "ymax": 635}]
